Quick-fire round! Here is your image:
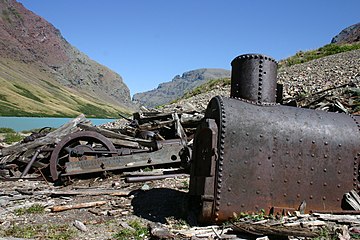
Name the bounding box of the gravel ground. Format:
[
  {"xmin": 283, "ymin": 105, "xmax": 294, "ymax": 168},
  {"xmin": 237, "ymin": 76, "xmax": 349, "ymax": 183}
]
[{"xmin": 0, "ymin": 173, "xmax": 190, "ymax": 240}]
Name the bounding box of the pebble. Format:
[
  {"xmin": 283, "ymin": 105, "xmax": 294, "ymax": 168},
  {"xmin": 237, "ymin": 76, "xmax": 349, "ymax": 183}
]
[
  {"xmin": 73, "ymin": 220, "xmax": 87, "ymax": 232},
  {"xmin": 141, "ymin": 184, "xmax": 150, "ymax": 190}
]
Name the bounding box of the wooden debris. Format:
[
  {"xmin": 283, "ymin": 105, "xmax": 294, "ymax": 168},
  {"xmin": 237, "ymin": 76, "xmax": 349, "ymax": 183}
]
[
  {"xmin": 173, "ymin": 225, "xmax": 233, "ymax": 239},
  {"xmin": 345, "ymin": 190, "xmax": 360, "ymax": 210},
  {"xmin": 50, "ymin": 200, "xmax": 107, "ymax": 212},
  {"xmin": 312, "ymin": 213, "xmax": 360, "ymax": 224},
  {"xmin": 48, "ymin": 189, "xmax": 130, "ymax": 197},
  {"xmin": 231, "ymin": 222, "xmax": 318, "ymax": 238}
]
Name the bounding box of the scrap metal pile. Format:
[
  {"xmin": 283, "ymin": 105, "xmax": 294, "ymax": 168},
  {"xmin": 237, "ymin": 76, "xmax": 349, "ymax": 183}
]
[{"xmin": 0, "ymin": 109, "xmax": 202, "ymax": 182}]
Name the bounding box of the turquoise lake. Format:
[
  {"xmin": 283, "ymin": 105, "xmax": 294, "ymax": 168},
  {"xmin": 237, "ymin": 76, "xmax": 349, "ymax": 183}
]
[{"xmin": 0, "ymin": 117, "xmax": 115, "ymax": 132}]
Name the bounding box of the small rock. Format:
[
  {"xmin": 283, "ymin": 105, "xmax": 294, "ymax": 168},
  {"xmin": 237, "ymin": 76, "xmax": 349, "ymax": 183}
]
[
  {"xmin": 112, "ymin": 182, "xmax": 120, "ymax": 187},
  {"xmin": 121, "ymin": 210, "xmax": 129, "ymax": 215},
  {"xmin": 148, "ymin": 222, "xmax": 174, "ymax": 239},
  {"xmin": 73, "ymin": 220, "xmax": 87, "ymax": 232},
  {"xmin": 1, "ymin": 220, "xmax": 11, "ymax": 229},
  {"xmin": 256, "ymin": 236, "xmax": 269, "ymax": 240},
  {"xmin": 141, "ymin": 184, "xmax": 150, "ymax": 190}
]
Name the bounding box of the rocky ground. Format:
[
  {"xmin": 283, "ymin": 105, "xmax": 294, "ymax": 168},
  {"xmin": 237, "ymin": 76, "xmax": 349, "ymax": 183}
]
[{"xmin": 0, "ymin": 172, "xmax": 191, "ymax": 240}]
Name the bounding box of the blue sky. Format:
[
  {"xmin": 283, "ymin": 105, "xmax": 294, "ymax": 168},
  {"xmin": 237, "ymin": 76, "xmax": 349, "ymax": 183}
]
[{"xmin": 17, "ymin": 0, "xmax": 360, "ymax": 96}]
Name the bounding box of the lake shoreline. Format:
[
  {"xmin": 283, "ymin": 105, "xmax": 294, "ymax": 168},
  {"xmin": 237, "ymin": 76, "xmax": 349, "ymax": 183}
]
[{"xmin": 0, "ymin": 116, "xmax": 116, "ymax": 132}]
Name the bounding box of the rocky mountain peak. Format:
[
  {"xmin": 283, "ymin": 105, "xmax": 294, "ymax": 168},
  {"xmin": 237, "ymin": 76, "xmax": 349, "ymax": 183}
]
[
  {"xmin": 133, "ymin": 68, "xmax": 230, "ymax": 108},
  {"xmin": 0, "ymin": 0, "xmax": 134, "ymax": 116},
  {"xmin": 331, "ymin": 22, "xmax": 360, "ymax": 44}
]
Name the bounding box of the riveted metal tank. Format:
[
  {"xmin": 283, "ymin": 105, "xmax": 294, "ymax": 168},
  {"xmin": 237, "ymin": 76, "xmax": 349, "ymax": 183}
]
[
  {"xmin": 189, "ymin": 54, "xmax": 360, "ymax": 224},
  {"xmin": 230, "ymin": 54, "xmax": 278, "ymax": 103}
]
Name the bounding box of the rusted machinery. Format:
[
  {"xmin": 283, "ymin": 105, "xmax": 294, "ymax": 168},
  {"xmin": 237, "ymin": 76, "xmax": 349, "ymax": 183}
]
[
  {"xmin": 189, "ymin": 54, "xmax": 360, "ymax": 223},
  {"xmin": 49, "ymin": 125, "xmax": 184, "ymax": 182}
]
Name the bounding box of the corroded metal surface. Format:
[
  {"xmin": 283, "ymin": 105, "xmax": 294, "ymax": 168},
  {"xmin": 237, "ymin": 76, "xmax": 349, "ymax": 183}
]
[
  {"xmin": 189, "ymin": 118, "xmax": 219, "ymax": 223},
  {"xmin": 49, "ymin": 131, "xmax": 117, "ymax": 181},
  {"xmin": 230, "ymin": 54, "xmax": 277, "ymax": 103},
  {"xmin": 63, "ymin": 140, "xmax": 182, "ymax": 176},
  {"xmin": 189, "ymin": 96, "xmax": 360, "ymax": 223}
]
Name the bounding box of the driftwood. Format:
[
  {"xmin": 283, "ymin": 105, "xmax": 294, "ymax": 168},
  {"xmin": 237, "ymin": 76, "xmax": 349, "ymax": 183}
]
[{"xmin": 50, "ymin": 200, "xmax": 107, "ymax": 212}]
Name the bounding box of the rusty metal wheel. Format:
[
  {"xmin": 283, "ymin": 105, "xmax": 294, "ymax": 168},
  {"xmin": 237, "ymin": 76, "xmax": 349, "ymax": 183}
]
[{"xmin": 49, "ymin": 131, "xmax": 117, "ymax": 181}]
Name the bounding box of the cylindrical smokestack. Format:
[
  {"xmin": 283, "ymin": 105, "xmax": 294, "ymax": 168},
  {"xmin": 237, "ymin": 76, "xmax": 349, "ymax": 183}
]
[{"xmin": 230, "ymin": 54, "xmax": 278, "ymax": 103}]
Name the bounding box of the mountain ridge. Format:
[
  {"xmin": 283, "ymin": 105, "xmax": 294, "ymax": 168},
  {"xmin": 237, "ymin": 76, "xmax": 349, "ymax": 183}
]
[
  {"xmin": 132, "ymin": 68, "xmax": 230, "ymax": 108},
  {"xmin": 0, "ymin": 0, "xmax": 134, "ymax": 117}
]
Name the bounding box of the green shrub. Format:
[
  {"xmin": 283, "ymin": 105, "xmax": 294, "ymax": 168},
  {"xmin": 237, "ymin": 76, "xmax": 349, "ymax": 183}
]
[
  {"xmin": 15, "ymin": 204, "xmax": 45, "ymax": 215},
  {"xmin": 0, "ymin": 127, "xmax": 15, "ymax": 133},
  {"xmin": 113, "ymin": 220, "xmax": 149, "ymax": 240},
  {"xmin": 3, "ymin": 132, "xmax": 23, "ymax": 144},
  {"xmin": 1, "ymin": 224, "xmax": 75, "ymax": 240}
]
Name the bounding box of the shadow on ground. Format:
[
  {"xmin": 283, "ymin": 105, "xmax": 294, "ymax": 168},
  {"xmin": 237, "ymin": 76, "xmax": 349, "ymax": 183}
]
[{"xmin": 131, "ymin": 188, "xmax": 190, "ymax": 224}]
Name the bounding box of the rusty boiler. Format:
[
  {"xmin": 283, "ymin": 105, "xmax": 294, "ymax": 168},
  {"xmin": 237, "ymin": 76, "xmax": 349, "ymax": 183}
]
[{"xmin": 189, "ymin": 54, "xmax": 360, "ymax": 223}]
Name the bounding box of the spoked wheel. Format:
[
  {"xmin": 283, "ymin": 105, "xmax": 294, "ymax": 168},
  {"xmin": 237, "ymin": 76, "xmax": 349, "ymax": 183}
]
[{"xmin": 49, "ymin": 131, "xmax": 117, "ymax": 181}]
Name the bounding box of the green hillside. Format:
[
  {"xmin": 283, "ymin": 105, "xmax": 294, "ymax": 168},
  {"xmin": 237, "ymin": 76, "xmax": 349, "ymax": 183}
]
[{"xmin": 0, "ymin": 59, "xmax": 130, "ymax": 118}]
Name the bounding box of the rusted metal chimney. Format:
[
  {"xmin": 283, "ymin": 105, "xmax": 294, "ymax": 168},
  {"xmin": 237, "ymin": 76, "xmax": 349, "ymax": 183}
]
[{"xmin": 230, "ymin": 54, "xmax": 278, "ymax": 103}]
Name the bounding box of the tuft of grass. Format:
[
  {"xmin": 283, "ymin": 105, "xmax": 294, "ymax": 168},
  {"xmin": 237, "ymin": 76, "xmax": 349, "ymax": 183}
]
[
  {"xmin": 180, "ymin": 180, "xmax": 189, "ymax": 190},
  {"xmin": 2, "ymin": 225, "xmax": 38, "ymax": 239},
  {"xmin": 1, "ymin": 224, "xmax": 75, "ymax": 240},
  {"xmin": 15, "ymin": 204, "xmax": 45, "ymax": 215},
  {"xmin": 229, "ymin": 209, "xmax": 267, "ymax": 224},
  {"xmin": 279, "ymin": 42, "xmax": 360, "ymax": 67},
  {"xmin": 313, "ymin": 226, "xmax": 337, "ymax": 240},
  {"xmin": 113, "ymin": 220, "xmax": 149, "ymax": 240},
  {"xmin": 0, "ymin": 127, "xmax": 15, "ymax": 133},
  {"xmin": 3, "ymin": 132, "xmax": 23, "ymax": 144}
]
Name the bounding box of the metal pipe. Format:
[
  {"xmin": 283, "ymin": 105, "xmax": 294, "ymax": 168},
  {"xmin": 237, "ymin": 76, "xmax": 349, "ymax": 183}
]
[
  {"xmin": 125, "ymin": 173, "xmax": 188, "ymax": 183},
  {"xmin": 20, "ymin": 148, "xmax": 41, "ymax": 178}
]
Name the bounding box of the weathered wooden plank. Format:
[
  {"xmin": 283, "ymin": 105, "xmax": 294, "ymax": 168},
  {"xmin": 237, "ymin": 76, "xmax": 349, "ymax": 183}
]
[{"xmin": 51, "ymin": 200, "xmax": 107, "ymax": 212}]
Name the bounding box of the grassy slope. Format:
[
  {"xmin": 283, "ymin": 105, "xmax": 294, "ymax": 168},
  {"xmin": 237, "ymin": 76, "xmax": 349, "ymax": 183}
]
[
  {"xmin": 0, "ymin": 58, "xmax": 131, "ymax": 118},
  {"xmin": 278, "ymin": 42, "xmax": 360, "ymax": 67}
]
